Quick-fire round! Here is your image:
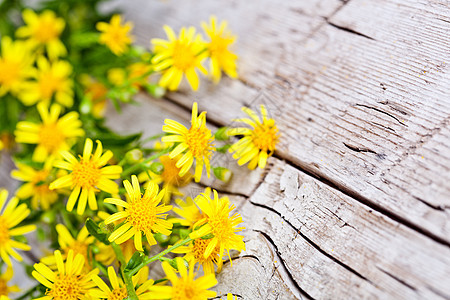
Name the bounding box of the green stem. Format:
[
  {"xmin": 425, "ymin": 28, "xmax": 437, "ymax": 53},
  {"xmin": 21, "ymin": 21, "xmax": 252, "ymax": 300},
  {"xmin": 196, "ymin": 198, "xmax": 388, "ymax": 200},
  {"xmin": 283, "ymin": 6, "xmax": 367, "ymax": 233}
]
[
  {"xmin": 111, "ymin": 242, "xmax": 139, "ymax": 300},
  {"xmin": 121, "ymin": 147, "xmax": 170, "ymax": 177},
  {"xmin": 128, "ymin": 236, "xmax": 193, "ymax": 276}
]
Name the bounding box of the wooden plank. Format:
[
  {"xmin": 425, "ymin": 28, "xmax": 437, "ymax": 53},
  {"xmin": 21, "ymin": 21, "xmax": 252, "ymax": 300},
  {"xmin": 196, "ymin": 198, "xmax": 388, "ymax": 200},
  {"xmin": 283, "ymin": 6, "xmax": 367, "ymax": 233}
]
[
  {"xmin": 107, "ymin": 94, "xmax": 450, "ymax": 299},
  {"xmin": 240, "ymin": 158, "xmax": 450, "ymax": 299},
  {"xmin": 113, "ymin": 0, "xmax": 450, "ymax": 246}
]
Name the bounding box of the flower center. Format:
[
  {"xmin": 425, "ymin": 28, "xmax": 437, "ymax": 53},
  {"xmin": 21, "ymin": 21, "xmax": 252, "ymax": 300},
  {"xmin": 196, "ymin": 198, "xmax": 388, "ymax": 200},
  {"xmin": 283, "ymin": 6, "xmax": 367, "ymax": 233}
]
[
  {"xmin": 71, "ymin": 160, "xmax": 101, "ymax": 189},
  {"xmin": 127, "ymin": 197, "xmax": 159, "ymax": 234},
  {"xmin": 172, "ymin": 41, "xmax": 197, "ymax": 71},
  {"xmin": 0, "ymin": 60, "xmax": 20, "ymax": 86},
  {"xmin": 46, "ymin": 274, "xmax": 85, "ymax": 300},
  {"xmin": 39, "ymin": 72, "xmax": 63, "ymax": 99},
  {"xmin": 207, "ymin": 214, "xmax": 234, "ymax": 242},
  {"xmin": 173, "ymin": 278, "xmax": 197, "ymax": 300},
  {"xmin": 160, "ymin": 156, "xmax": 183, "ymax": 185},
  {"xmin": 185, "ymin": 127, "xmax": 214, "ymax": 158},
  {"xmin": 0, "ymin": 217, "xmax": 10, "ymax": 247},
  {"xmin": 39, "ymin": 123, "xmax": 65, "ymax": 153},
  {"xmin": 192, "ymin": 238, "xmax": 220, "ymax": 263},
  {"xmin": 109, "ymin": 287, "xmax": 128, "ymax": 300},
  {"xmin": 0, "ymin": 278, "xmax": 8, "ymax": 296},
  {"xmin": 209, "ymin": 36, "xmax": 231, "ymax": 58},
  {"xmin": 251, "ymin": 121, "xmax": 279, "ymax": 153},
  {"xmin": 34, "ymin": 21, "xmax": 59, "ymax": 43}
]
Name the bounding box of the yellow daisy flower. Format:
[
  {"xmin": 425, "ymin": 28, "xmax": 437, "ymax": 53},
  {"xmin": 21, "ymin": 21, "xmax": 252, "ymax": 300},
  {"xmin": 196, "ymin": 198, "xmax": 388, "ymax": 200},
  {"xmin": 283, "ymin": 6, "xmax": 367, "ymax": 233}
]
[
  {"xmin": 11, "ymin": 159, "xmax": 59, "ymax": 210},
  {"xmin": 15, "ymin": 103, "xmax": 84, "ymax": 162},
  {"xmin": 97, "ymin": 14, "xmax": 134, "ymax": 56},
  {"xmin": 162, "ymin": 102, "xmax": 215, "ymax": 182},
  {"xmin": 49, "ymin": 138, "xmax": 122, "ymax": 215},
  {"xmin": 0, "ymin": 267, "xmax": 20, "ymax": 298},
  {"xmin": 32, "ymin": 249, "xmax": 98, "ymax": 300},
  {"xmin": 148, "ymin": 257, "xmax": 217, "ymax": 300},
  {"xmin": 128, "ymin": 62, "xmax": 152, "ymax": 89},
  {"xmin": 189, "ymin": 189, "xmax": 245, "ymax": 262},
  {"xmin": 138, "ymin": 155, "xmax": 192, "ymax": 204},
  {"xmin": 80, "ymin": 75, "xmax": 108, "ymax": 118},
  {"xmin": 41, "ymin": 224, "xmax": 95, "ymax": 271},
  {"xmin": 170, "ymin": 189, "xmax": 209, "ymax": 228},
  {"xmin": 202, "ymin": 16, "xmax": 238, "ymax": 83},
  {"xmin": 91, "ymin": 266, "xmax": 154, "ymax": 299},
  {"xmin": 151, "ymin": 25, "xmax": 208, "ymax": 91},
  {"xmin": 228, "ymin": 105, "xmax": 279, "ymax": 169},
  {"xmin": 97, "ymin": 211, "xmax": 149, "ymax": 263},
  {"xmin": 20, "ymin": 57, "xmax": 73, "ymax": 107},
  {"xmin": 0, "ymin": 36, "xmax": 34, "ymax": 97},
  {"xmin": 0, "ymin": 189, "xmax": 36, "ymax": 266},
  {"xmin": 104, "ymin": 175, "xmax": 173, "ymax": 251},
  {"xmin": 172, "ymin": 237, "xmax": 223, "ymax": 275},
  {"xmin": 16, "ymin": 9, "xmax": 66, "ymax": 60}
]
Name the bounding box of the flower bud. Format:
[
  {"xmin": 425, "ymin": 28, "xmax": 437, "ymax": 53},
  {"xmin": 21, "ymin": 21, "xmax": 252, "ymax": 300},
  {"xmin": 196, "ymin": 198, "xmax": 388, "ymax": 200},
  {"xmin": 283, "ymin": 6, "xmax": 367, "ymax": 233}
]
[
  {"xmin": 213, "ymin": 167, "xmax": 232, "ymax": 183},
  {"xmin": 125, "ymin": 149, "xmax": 143, "ymax": 163}
]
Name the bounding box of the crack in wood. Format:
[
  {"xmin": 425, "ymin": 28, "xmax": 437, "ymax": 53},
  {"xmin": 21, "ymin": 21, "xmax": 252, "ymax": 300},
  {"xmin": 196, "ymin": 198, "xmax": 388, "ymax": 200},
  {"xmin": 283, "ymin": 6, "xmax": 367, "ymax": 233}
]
[
  {"xmin": 376, "ymin": 266, "xmax": 417, "ymax": 292},
  {"xmin": 343, "ymin": 142, "xmax": 377, "ymax": 154},
  {"xmin": 413, "ymin": 196, "xmax": 449, "ymax": 211},
  {"xmin": 355, "ymin": 104, "xmax": 407, "ymax": 127},
  {"xmin": 222, "ymin": 254, "xmax": 262, "ymax": 268},
  {"xmin": 325, "ymin": 19, "xmax": 375, "ymax": 41},
  {"xmin": 255, "ymin": 229, "xmax": 314, "ymax": 300},
  {"xmin": 249, "ymin": 200, "xmax": 373, "ymax": 284},
  {"xmin": 211, "ymin": 293, "xmax": 244, "ymax": 300}
]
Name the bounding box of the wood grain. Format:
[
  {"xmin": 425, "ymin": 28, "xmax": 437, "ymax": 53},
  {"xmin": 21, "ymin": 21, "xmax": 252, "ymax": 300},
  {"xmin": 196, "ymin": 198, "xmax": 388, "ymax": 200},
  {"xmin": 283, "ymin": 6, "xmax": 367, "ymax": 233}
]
[{"xmin": 112, "ymin": 0, "xmax": 450, "ymax": 247}]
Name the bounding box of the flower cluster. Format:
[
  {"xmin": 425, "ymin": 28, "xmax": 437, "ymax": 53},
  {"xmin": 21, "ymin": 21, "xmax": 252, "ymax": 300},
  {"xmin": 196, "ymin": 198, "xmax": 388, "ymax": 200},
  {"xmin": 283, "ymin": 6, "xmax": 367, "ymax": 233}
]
[{"xmin": 0, "ymin": 3, "xmax": 280, "ymax": 300}]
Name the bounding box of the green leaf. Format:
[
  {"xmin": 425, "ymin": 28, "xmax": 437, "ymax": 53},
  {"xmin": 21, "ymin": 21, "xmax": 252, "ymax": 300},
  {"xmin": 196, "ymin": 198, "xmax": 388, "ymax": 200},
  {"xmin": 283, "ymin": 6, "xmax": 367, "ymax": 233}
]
[
  {"xmin": 124, "ymin": 252, "xmax": 144, "ymax": 273},
  {"xmin": 86, "ymin": 218, "xmax": 110, "ymax": 245}
]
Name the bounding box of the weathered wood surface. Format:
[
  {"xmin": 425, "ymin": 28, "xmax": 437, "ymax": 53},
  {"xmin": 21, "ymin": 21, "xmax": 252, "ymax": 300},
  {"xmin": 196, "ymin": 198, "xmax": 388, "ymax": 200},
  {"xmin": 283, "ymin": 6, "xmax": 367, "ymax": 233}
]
[{"xmin": 103, "ymin": 0, "xmax": 450, "ymax": 298}]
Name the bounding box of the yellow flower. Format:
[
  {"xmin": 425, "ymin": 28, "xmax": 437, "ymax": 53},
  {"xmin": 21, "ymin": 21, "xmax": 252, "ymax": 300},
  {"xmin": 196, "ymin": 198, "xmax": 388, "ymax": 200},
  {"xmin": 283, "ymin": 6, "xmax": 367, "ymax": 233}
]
[
  {"xmin": 97, "ymin": 15, "xmax": 134, "ymax": 56},
  {"xmin": 138, "ymin": 155, "xmax": 192, "ymax": 204},
  {"xmin": 91, "ymin": 266, "xmax": 154, "ymax": 299},
  {"xmin": 20, "ymin": 57, "xmax": 73, "ymax": 107},
  {"xmin": 41, "ymin": 224, "xmax": 95, "ymax": 272},
  {"xmin": 162, "ymin": 102, "xmax": 215, "ymax": 182},
  {"xmin": 0, "ymin": 36, "xmax": 34, "ymax": 97},
  {"xmin": 151, "ymin": 26, "xmax": 208, "ymax": 91},
  {"xmin": 15, "ymin": 103, "xmax": 84, "ymax": 162},
  {"xmin": 104, "ymin": 175, "xmax": 172, "ymax": 250},
  {"xmin": 0, "ymin": 267, "xmax": 20, "ymax": 297},
  {"xmin": 80, "ymin": 75, "xmax": 108, "ymax": 118},
  {"xmin": 50, "ymin": 138, "xmax": 122, "ymax": 215},
  {"xmin": 11, "ymin": 159, "xmax": 59, "ymax": 210},
  {"xmin": 173, "ymin": 237, "xmax": 223, "ymax": 275},
  {"xmin": 170, "ymin": 188, "xmax": 209, "ymax": 228},
  {"xmin": 16, "ymin": 9, "xmax": 66, "ymax": 60},
  {"xmin": 32, "ymin": 249, "xmax": 98, "ymax": 300},
  {"xmin": 148, "ymin": 257, "xmax": 217, "ymax": 299},
  {"xmin": 97, "ymin": 211, "xmax": 149, "ymax": 264},
  {"xmin": 0, "ymin": 189, "xmax": 36, "ymax": 266},
  {"xmin": 202, "ymin": 16, "xmax": 238, "ymax": 83},
  {"xmin": 128, "ymin": 62, "xmax": 152, "ymax": 89},
  {"xmin": 107, "ymin": 68, "xmax": 126, "ymax": 86},
  {"xmin": 228, "ymin": 105, "xmax": 279, "ymax": 169},
  {"xmin": 189, "ymin": 189, "xmax": 245, "ymax": 262}
]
